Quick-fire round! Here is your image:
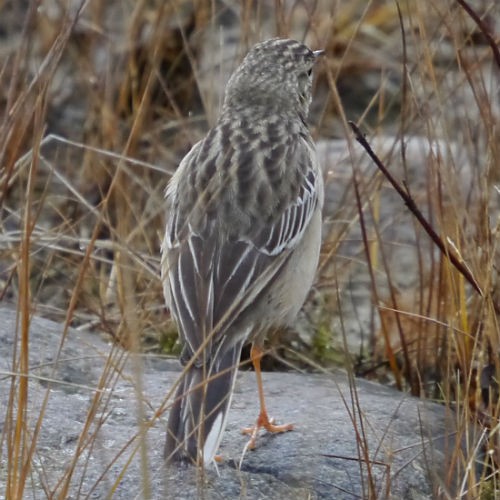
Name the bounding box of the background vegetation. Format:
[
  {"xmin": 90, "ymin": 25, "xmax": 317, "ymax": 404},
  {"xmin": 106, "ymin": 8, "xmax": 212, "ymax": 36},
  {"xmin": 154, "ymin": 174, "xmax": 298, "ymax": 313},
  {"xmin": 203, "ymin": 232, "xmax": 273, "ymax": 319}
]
[{"xmin": 1, "ymin": 0, "xmax": 499, "ymax": 497}]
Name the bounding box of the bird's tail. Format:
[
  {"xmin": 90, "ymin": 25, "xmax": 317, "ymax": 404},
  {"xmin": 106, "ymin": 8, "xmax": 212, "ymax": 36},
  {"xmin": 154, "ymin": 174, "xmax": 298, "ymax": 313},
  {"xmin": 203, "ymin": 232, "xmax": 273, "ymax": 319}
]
[{"xmin": 164, "ymin": 342, "xmax": 243, "ymax": 465}]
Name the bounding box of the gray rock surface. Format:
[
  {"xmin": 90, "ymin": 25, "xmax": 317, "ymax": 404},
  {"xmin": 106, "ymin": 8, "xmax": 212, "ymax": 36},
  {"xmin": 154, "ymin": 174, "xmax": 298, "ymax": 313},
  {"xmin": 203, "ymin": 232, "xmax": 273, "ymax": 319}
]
[{"xmin": 0, "ymin": 306, "xmax": 465, "ymax": 499}]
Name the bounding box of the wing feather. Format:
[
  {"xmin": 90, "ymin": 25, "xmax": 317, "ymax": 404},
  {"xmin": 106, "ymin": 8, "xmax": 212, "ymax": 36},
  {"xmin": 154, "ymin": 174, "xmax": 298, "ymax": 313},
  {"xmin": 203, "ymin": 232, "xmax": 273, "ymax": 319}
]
[{"xmin": 162, "ymin": 137, "xmax": 322, "ymax": 365}]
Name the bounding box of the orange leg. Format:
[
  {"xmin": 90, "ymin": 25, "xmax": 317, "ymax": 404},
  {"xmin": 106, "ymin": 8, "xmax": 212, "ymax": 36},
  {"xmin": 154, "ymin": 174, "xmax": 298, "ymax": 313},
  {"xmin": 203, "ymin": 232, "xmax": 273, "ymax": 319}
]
[{"xmin": 241, "ymin": 344, "xmax": 293, "ymax": 449}]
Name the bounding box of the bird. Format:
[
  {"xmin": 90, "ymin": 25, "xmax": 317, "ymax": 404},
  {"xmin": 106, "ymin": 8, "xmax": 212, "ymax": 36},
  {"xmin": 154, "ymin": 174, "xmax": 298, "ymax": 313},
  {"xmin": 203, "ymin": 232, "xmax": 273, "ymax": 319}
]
[{"xmin": 161, "ymin": 38, "xmax": 324, "ymax": 465}]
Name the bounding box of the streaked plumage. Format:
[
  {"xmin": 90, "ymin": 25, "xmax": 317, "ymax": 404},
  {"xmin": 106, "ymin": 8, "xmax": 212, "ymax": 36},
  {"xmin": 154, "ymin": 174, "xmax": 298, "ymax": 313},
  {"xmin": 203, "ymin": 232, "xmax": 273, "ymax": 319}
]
[{"xmin": 161, "ymin": 38, "xmax": 324, "ymax": 465}]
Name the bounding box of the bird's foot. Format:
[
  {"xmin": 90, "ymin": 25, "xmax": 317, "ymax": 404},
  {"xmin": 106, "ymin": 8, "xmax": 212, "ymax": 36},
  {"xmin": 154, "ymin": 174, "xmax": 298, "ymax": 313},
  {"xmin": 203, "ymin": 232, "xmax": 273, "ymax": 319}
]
[{"xmin": 241, "ymin": 411, "xmax": 294, "ymax": 449}]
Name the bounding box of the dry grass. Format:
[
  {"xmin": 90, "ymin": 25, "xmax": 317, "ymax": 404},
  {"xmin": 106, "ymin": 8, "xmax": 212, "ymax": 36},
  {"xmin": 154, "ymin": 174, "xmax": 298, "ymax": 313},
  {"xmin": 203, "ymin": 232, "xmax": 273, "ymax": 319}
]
[{"xmin": 1, "ymin": 0, "xmax": 500, "ymax": 498}]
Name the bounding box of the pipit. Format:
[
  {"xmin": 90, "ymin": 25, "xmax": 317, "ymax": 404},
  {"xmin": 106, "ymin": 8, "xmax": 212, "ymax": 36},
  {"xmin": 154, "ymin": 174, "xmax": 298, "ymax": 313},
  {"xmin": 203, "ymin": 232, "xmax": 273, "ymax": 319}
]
[{"xmin": 162, "ymin": 38, "xmax": 324, "ymax": 465}]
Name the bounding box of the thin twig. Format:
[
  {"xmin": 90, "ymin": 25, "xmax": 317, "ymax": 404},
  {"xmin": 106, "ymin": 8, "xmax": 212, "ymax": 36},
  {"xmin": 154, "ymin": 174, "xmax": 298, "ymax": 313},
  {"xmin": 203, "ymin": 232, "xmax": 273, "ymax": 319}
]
[
  {"xmin": 456, "ymin": 0, "xmax": 500, "ymax": 69},
  {"xmin": 348, "ymin": 121, "xmax": 483, "ymax": 297}
]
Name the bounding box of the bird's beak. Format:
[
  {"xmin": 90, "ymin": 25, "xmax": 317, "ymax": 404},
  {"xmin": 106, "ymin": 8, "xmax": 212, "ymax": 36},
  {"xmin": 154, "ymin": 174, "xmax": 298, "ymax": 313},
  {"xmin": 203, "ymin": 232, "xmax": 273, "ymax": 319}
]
[{"xmin": 313, "ymin": 49, "xmax": 325, "ymax": 59}]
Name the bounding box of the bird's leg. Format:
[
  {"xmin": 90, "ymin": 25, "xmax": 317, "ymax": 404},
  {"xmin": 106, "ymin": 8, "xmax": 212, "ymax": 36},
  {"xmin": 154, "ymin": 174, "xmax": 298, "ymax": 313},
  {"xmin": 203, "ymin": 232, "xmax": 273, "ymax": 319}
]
[{"xmin": 241, "ymin": 344, "xmax": 294, "ymax": 449}]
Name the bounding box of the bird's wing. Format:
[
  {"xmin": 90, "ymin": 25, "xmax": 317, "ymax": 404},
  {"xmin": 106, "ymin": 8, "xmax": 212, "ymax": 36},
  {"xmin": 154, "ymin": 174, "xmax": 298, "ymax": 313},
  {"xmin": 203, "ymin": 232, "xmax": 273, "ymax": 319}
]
[{"xmin": 162, "ymin": 137, "xmax": 322, "ymax": 365}]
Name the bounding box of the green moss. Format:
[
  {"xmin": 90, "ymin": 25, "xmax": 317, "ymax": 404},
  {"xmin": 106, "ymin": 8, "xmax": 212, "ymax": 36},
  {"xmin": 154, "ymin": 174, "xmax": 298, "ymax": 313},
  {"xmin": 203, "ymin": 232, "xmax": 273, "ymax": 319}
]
[
  {"xmin": 311, "ymin": 323, "xmax": 344, "ymax": 366},
  {"xmin": 159, "ymin": 325, "xmax": 182, "ymax": 355},
  {"xmin": 479, "ymin": 480, "xmax": 495, "ymax": 500}
]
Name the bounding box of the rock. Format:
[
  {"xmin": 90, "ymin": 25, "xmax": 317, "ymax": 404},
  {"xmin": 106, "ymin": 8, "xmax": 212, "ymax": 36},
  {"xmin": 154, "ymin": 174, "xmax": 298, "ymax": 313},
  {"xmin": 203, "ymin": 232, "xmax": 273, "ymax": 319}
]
[{"xmin": 0, "ymin": 306, "xmax": 466, "ymax": 499}]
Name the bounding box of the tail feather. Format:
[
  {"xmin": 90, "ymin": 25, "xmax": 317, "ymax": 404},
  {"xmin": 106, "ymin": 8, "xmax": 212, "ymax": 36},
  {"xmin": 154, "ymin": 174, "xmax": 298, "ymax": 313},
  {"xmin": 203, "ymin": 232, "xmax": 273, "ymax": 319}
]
[{"xmin": 164, "ymin": 343, "xmax": 243, "ymax": 465}]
